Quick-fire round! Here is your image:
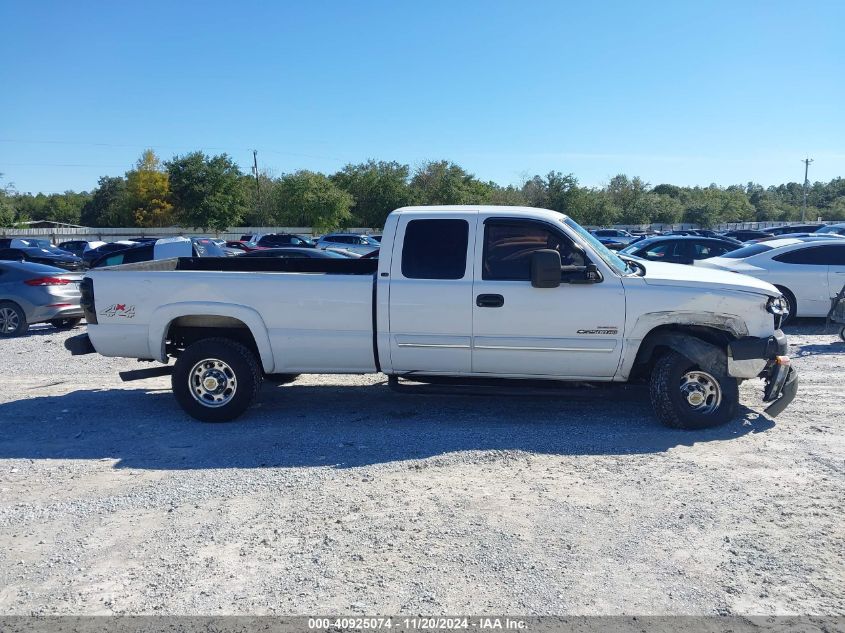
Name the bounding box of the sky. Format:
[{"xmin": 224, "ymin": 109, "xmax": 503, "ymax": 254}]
[{"xmin": 1, "ymin": 0, "xmax": 843, "ymax": 194}]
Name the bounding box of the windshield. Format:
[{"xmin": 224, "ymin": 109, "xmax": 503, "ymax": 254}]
[
  {"xmin": 563, "ymin": 218, "xmax": 629, "ymax": 275},
  {"xmin": 721, "ymin": 243, "xmax": 773, "ymax": 259},
  {"xmin": 816, "ymin": 225, "xmax": 845, "ymax": 235}
]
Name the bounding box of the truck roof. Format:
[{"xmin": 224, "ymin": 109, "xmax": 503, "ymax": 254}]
[{"xmin": 393, "ymin": 205, "xmax": 570, "ymax": 222}]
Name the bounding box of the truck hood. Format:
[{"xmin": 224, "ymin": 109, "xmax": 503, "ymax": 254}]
[{"xmin": 639, "ymin": 260, "xmax": 779, "ymax": 297}]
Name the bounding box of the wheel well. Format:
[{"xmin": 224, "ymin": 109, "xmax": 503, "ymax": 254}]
[
  {"xmin": 630, "ymin": 324, "xmax": 734, "ymax": 381},
  {"xmin": 165, "ymin": 315, "xmax": 259, "ymax": 359},
  {"xmin": 773, "ymin": 285, "xmax": 796, "ymax": 311}
]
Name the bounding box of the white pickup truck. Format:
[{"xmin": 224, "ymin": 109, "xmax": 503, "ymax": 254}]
[{"xmin": 66, "ymin": 206, "xmax": 797, "ymax": 429}]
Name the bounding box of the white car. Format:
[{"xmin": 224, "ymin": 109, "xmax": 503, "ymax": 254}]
[
  {"xmin": 697, "ymin": 238, "xmax": 845, "ymax": 321},
  {"xmin": 815, "ymin": 222, "xmax": 845, "ymax": 237}
]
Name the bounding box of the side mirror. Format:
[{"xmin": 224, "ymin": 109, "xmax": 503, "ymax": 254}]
[
  {"xmin": 562, "ymin": 262, "xmax": 603, "ymax": 284},
  {"xmin": 530, "ymin": 249, "xmax": 562, "ymax": 288}
]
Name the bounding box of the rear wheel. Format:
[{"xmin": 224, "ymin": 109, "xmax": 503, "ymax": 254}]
[
  {"xmin": 0, "ymin": 301, "xmax": 28, "ymax": 337},
  {"xmin": 172, "ymin": 338, "xmax": 262, "ymax": 422},
  {"xmin": 649, "ymin": 350, "xmax": 738, "ymax": 429},
  {"xmin": 49, "ymin": 317, "xmax": 82, "ymax": 329}
]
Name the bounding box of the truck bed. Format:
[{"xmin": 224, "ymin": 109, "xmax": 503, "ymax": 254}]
[{"xmin": 98, "ymin": 256, "xmax": 379, "ymax": 275}]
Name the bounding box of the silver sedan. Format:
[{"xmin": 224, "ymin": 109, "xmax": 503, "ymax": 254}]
[{"xmin": 0, "ymin": 261, "xmax": 84, "ymax": 336}]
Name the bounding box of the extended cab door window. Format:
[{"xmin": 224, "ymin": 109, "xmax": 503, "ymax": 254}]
[
  {"xmin": 483, "ymin": 222, "xmax": 584, "ymax": 280},
  {"xmin": 473, "ymin": 218, "xmax": 624, "ymax": 378}
]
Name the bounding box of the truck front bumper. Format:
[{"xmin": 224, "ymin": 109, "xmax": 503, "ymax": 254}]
[{"xmin": 727, "ymin": 330, "xmax": 798, "ymax": 417}]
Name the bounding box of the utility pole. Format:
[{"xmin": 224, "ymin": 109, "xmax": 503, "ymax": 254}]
[
  {"xmin": 801, "ymin": 157, "xmax": 814, "ymax": 222},
  {"xmin": 252, "ymin": 150, "xmax": 261, "ymax": 224}
]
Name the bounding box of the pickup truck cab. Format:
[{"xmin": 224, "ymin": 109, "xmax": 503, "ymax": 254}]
[{"xmin": 67, "ymin": 206, "xmax": 797, "ymax": 428}]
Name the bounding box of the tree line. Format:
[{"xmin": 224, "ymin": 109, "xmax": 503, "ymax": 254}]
[{"xmin": 2, "ymin": 150, "xmax": 844, "ymax": 231}]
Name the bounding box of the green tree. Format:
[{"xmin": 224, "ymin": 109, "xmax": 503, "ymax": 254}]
[
  {"xmin": 578, "ymin": 191, "xmax": 621, "ymax": 227},
  {"xmin": 167, "ymin": 152, "xmax": 247, "ymax": 232},
  {"xmin": 331, "ymin": 160, "xmax": 412, "ymax": 228},
  {"xmin": 0, "ymin": 174, "xmax": 16, "ymax": 227},
  {"xmin": 125, "ymin": 150, "xmax": 173, "ymax": 227},
  {"xmin": 80, "ymin": 176, "xmax": 130, "ymax": 226},
  {"xmin": 638, "ymin": 193, "xmax": 682, "ymax": 225},
  {"xmin": 606, "ymin": 174, "xmax": 650, "ymax": 224},
  {"xmin": 272, "ymin": 170, "xmax": 353, "ymax": 232},
  {"xmin": 41, "ymin": 191, "xmax": 91, "ymax": 225},
  {"xmin": 521, "ymin": 172, "xmax": 586, "ymax": 218},
  {"xmin": 240, "ymin": 171, "xmax": 276, "ymax": 226},
  {"xmin": 410, "ymin": 161, "xmax": 492, "ymax": 205}
]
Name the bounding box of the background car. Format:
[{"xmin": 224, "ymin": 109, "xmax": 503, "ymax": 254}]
[
  {"xmin": 210, "ymin": 238, "xmax": 244, "ymax": 257},
  {"xmin": 249, "ymin": 233, "xmax": 316, "ymax": 249},
  {"xmin": 315, "ymin": 233, "xmax": 381, "ymax": 255},
  {"xmin": 720, "ymin": 229, "xmax": 775, "ymax": 242},
  {"xmin": 753, "ymin": 232, "xmax": 845, "ymax": 243},
  {"xmin": 620, "ymin": 236, "xmax": 741, "ymax": 264},
  {"xmin": 595, "ymin": 236, "xmax": 627, "ymax": 250},
  {"xmin": 57, "ymin": 240, "xmax": 92, "ymax": 257},
  {"xmin": 0, "ymin": 261, "xmax": 84, "ymax": 336},
  {"xmin": 239, "ymin": 247, "xmax": 350, "ymax": 259},
  {"xmin": 767, "ymin": 224, "xmax": 825, "ymax": 236},
  {"xmin": 89, "ymin": 236, "xmax": 227, "ymax": 268},
  {"xmin": 815, "ymin": 222, "xmax": 845, "ymax": 237},
  {"xmin": 590, "ymin": 228, "xmax": 638, "ymax": 246},
  {"xmin": 82, "ymin": 241, "xmax": 138, "ymax": 267},
  {"xmin": 697, "ymin": 238, "xmax": 845, "ymax": 323},
  {"xmin": 0, "ymin": 245, "xmax": 84, "ymax": 271}
]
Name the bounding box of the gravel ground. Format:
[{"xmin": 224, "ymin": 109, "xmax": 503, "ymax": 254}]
[{"xmin": 0, "ymin": 321, "xmax": 842, "ymax": 615}]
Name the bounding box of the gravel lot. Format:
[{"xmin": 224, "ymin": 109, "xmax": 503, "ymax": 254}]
[{"xmin": 0, "ymin": 321, "xmax": 842, "ymax": 615}]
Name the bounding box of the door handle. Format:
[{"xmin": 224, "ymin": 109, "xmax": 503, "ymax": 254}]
[{"xmin": 476, "ymin": 294, "xmax": 504, "ymax": 308}]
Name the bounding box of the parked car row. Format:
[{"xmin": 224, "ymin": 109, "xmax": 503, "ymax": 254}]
[{"xmin": 590, "ymin": 222, "xmax": 845, "ymax": 246}]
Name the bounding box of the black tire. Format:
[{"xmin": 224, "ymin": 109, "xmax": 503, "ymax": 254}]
[
  {"xmin": 839, "ymin": 326, "xmax": 845, "ymax": 343},
  {"xmin": 649, "ymin": 350, "xmax": 738, "ymax": 429},
  {"xmin": 264, "ymin": 373, "xmax": 300, "ymax": 385},
  {"xmin": 171, "ymin": 337, "xmax": 262, "ymax": 423},
  {"xmin": 49, "ymin": 317, "xmax": 82, "ymax": 330},
  {"xmin": 0, "ymin": 301, "xmax": 28, "ymax": 337},
  {"xmin": 774, "ymin": 286, "xmax": 796, "ymax": 326}
]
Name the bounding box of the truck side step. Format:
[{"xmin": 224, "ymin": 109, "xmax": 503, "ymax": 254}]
[
  {"xmin": 387, "ymin": 374, "xmax": 644, "ymax": 400},
  {"xmin": 119, "ymin": 365, "xmax": 174, "ymax": 382}
]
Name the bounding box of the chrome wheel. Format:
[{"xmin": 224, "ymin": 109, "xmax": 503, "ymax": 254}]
[
  {"xmin": 0, "ymin": 307, "xmax": 20, "ymax": 334},
  {"xmin": 679, "ymin": 370, "xmax": 722, "ymax": 414},
  {"xmin": 189, "ymin": 358, "xmax": 237, "ymax": 408}
]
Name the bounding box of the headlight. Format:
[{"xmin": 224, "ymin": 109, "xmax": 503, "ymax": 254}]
[{"xmin": 767, "ymin": 296, "xmax": 788, "ymax": 315}]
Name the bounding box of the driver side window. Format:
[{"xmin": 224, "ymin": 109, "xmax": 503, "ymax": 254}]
[{"xmin": 483, "ymin": 221, "xmax": 584, "ymax": 280}]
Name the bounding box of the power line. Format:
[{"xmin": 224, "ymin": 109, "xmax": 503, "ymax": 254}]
[{"xmin": 0, "ymin": 138, "xmax": 346, "ymax": 162}]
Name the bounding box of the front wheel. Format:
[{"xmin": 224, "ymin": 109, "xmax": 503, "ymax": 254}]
[
  {"xmin": 172, "ymin": 338, "xmax": 263, "ymax": 422},
  {"xmin": 649, "ymin": 350, "xmax": 738, "ymax": 429}
]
